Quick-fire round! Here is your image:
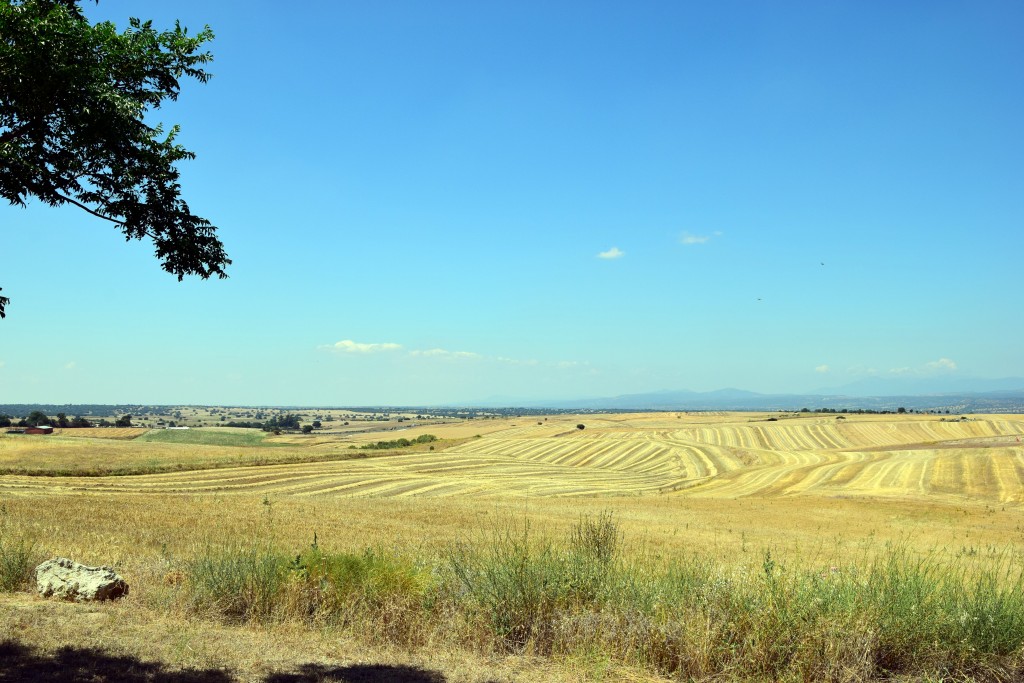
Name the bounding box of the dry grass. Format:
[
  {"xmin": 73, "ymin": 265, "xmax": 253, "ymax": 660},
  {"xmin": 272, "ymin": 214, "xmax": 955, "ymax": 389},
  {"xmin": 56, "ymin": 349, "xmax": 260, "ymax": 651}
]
[
  {"xmin": 0, "ymin": 430, "xmax": 379, "ymax": 477},
  {"xmin": 4, "ymin": 412, "xmax": 1022, "ymax": 500},
  {"xmin": 2, "ymin": 494, "xmax": 1022, "ymax": 681},
  {"xmin": 2, "ymin": 411, "xmax": 1024, "ymax": 680},
  {"xmin": 1, "ymin": 491, "xmax": 1022, "ymax": 581}
]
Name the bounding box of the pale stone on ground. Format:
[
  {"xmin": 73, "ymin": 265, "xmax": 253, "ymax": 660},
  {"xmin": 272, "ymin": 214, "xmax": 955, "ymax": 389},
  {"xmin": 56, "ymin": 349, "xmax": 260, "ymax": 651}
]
[{"xmin": 35, "ymin": 557, "xmax": 129, "ymax": 601}]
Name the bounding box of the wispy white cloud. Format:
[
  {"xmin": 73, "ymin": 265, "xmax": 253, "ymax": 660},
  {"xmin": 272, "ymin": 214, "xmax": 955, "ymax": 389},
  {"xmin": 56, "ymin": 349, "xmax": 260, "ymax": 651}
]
[
  {"xmin": 679, "ymin": 232, "xmax": 710, "ymax": 245},
  {"xmin": 887, "ymin": 358, "xmax": 958, "ymax": 376},
  {"xmin": 64, "ymin": 361, "xmax": 76, "ymax": 370},
  {"xmin": 815, "ymin": 364, "xmax": 830, "ymax": 374},
  {"xmin": 0, "ymin": 361, "xmax": 5, "ymax": 369},
  {"xmin": 323, "ymin": 339, "xmax": 584, "ymax": 372},
  {"xmin": 409, "ymin": 348, "xmax": 481, "ymax": 360},
  {"xmin": 926, "ymin": 357, "xmax": 957, "ymax": 373},
  {"xmin": 321, "ymin": 339, "xmax": 403, "ymax": 354},
  {"xmin": 597, "ymin": 247, "xmax": 624, "ymax": 259},
  {"xmin": 496, "ymin": 356, "xmax": 540, "ymax": 366},
  {"xmin": 409, "ymin": 348, "xmax": 448, "ymax": 358}
]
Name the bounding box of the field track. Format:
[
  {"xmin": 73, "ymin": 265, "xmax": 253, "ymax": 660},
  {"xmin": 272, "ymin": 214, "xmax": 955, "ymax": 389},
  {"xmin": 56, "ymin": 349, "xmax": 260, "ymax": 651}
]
[{"xmin": 2, "ymin": 415, "xmax": 1022, "ymax": 502}]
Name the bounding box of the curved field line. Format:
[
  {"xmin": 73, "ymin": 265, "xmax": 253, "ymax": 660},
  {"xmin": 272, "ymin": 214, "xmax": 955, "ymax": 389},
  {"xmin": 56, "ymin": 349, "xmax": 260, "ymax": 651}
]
[{"xmin": 2, "ymin": 417, "xmax": 1021, "ymax": 502}]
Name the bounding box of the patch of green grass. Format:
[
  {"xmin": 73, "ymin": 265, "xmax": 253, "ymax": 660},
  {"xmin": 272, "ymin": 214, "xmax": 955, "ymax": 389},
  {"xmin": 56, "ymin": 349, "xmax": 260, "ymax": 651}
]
[
  {"xmin": 136, "ymin": 428, "xmax": 273, "ymax": 448},
  {"xmin": 184, "ymin": 538, "xmax": 432, "ymax": 643}
]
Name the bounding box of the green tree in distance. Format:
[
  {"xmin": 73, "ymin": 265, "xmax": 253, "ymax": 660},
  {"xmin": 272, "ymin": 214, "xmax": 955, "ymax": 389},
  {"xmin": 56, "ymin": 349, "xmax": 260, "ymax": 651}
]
[
  {"xmin": 25, "ymin": 410, "xmax": 49, "ymax": 426},
  {"xmin": 0, "ymin": 0, "xmax": 228, "ymax": 318}
]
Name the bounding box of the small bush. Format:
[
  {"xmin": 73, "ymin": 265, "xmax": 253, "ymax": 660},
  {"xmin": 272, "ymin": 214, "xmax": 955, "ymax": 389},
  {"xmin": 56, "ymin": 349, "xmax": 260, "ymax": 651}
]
[
  {"xmin": 186, "ymin": 546, "xmax": 287, "ymax": 621},
  {"xmin": 448, "ymin": 513, "xmax": 621, "ymax": 653},
  {"xmin": 0, "ymin": 537, "xmax": 38, "ymax": 592},
  {"xmin": 449, "ymin": 520, "xmax": 564, "ymax": 652},
  {"xmin": 185, "ymin": 540, "xmax": 433, "ymax": 641}
]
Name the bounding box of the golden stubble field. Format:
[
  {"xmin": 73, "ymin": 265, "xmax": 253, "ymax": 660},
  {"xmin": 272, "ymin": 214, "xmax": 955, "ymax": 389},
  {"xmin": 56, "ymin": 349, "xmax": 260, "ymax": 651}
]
[
  {"xmin": 3, "ymin": 411, "xmax": 1023, "ymax": 502},
  {"xmin": 2, "ymin": 411, "xmax": 1023, "ymax": 561},
  {"xmin": 2, "ymin": 411, "xmax": 1024, "ymax": 681}
]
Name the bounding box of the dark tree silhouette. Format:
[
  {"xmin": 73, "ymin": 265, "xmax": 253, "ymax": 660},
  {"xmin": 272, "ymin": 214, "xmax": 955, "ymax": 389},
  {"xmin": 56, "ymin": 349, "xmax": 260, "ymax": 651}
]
[{"xmin": 0, "ymin": 0, "xmax": 228, "ymax": 318}]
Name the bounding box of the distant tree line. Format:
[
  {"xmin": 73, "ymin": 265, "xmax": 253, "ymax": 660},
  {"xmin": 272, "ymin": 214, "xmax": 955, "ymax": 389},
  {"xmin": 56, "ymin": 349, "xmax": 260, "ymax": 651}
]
[
  {"xmin": 261, "ymin": 414, "xmax": 302, "ymax": 434},
  {"xmin": 213, "ymin": 414, "xmax": 311, "ymax": 432},
  {"xmin": 797, "ymin": 407, "xmax": 951, "ymax": 415},
  {"xmin": 0, "ymin": 411, "xmax": 140, "ymax": 428},
  {"xmin": 360, "ymin": 434, "xmax": 437, "ymax": 450},
  {"xmin": 0, "ymin": 411, "xmax": 95, "ymax": 428}
]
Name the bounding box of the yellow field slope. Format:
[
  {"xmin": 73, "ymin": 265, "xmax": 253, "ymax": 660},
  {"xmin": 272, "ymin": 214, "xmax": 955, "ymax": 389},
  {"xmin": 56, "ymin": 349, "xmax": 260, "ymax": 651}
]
[{"xmin": 1, "ymin": 413, "xmax": 1022, "ymax": 502}]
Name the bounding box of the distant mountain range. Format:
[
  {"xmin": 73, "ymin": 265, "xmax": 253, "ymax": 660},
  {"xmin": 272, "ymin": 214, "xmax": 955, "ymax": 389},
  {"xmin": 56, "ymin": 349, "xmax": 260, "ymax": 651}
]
[
  {"xmin": 4, "ymin": 377, "xmax": 1023, "ymax": 414},
  {"xmin": 468, "ymin": 378, "xmax": 1024, "ymax": 413}
]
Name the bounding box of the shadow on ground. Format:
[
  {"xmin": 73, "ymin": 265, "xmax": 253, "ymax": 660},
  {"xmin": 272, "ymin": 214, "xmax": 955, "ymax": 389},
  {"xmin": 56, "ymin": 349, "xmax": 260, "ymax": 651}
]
[
  {"xmin": 266, "ymin": 663, "xmax": 446, "ymax": 682},
  {"xmin": 0, "ymin": 640, "xmax": 233, "ymax": 682},
  {"xmin": 0, "ymin": 641, "xmax": 465, "ymax": 683}
]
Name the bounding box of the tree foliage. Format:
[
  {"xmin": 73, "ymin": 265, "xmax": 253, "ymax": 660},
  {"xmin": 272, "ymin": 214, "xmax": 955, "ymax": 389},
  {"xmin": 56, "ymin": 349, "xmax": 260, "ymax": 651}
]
[
  {"xmin": 0, "ymin": 0, "xmax": 228, "ymax": 318},
  {"xmin": 262, "ymin": 414, "xmax": 301, "ymax": 432},
  {"xmin": 360, "ymin": 434, "xmax": 437, "ymax": 450},
  {"xmin": 25, "ymin": 409, "xmax": 49, "ymax": 426}
]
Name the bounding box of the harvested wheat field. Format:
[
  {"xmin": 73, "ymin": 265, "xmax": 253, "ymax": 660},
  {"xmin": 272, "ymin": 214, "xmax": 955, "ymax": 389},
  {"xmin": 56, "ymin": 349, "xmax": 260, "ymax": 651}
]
[
  {"xmin": 3, "ymin": 412, "xmax": 1023, "ymax": 502},
  {"xmin": 2, "ymin": 412, "xmax": 1024, "ymax": 682}
]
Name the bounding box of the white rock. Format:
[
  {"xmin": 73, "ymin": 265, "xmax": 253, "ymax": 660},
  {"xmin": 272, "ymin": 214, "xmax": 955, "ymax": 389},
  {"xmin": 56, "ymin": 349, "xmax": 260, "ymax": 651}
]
[{"xmin": 35, "ymin": 557, "xmax": 129, "ymax": 601}]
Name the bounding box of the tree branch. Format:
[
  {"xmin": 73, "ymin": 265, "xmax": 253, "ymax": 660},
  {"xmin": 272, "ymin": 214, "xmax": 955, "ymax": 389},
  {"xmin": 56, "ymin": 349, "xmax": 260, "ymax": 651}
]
[
  {"xmin": 54, "ymin": 191, "xmax": 125, "ymax": 226},
  {"xmin": 53, "ymin": 192, "xmax": 160, "ymax": 241}
]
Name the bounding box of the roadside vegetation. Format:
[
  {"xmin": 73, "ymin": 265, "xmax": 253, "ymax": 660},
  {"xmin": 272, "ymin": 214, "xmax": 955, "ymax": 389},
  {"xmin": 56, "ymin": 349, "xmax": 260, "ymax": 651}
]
[{"xmin": 3, "ymin": 510, "xmax": 1022, "ymax": 681}]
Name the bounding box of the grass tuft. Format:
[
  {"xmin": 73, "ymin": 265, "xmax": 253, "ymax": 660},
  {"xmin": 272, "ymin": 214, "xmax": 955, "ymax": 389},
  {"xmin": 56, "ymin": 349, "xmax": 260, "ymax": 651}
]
[{"xmin": 0, "ymin": 536, "xmax": 39, "ymax": 592}]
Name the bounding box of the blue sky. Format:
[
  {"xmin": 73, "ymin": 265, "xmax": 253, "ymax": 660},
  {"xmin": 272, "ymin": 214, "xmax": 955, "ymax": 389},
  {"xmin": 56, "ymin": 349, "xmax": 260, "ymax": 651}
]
[{"xmin": 2, "ymin": 1, "xmax": 1022, "ymax": 405}]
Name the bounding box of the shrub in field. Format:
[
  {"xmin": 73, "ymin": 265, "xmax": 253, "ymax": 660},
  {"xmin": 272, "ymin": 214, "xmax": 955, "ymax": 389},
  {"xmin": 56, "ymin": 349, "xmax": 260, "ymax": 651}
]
[
  {"xmin": 0, "ymin": 536, "xmax": 38, "ymax": 592},
  {"xmin": 448, "ymin": 520, "xmax": 563, "ymax": 652},
  {"xmin": 565, "ymin": 511, "xmax": 620, "ymax": 605},
  {"xmin": 448, "ymin": 513, "xmax": 622, "ymax": 653},
  {"xmin": 184, "ymin": 540, "xmax": 433, "ymax": 642},
  {"xmin": 286, "ymin": 545, "xmax": 432, "ymax": 643},
  {"xmin": 863, "ymin": 547, "xmax": 1024, "ymax": 676},
  {"xmin": 186, "ymin": 546, "xmax": 286, "ymax": 621}
]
